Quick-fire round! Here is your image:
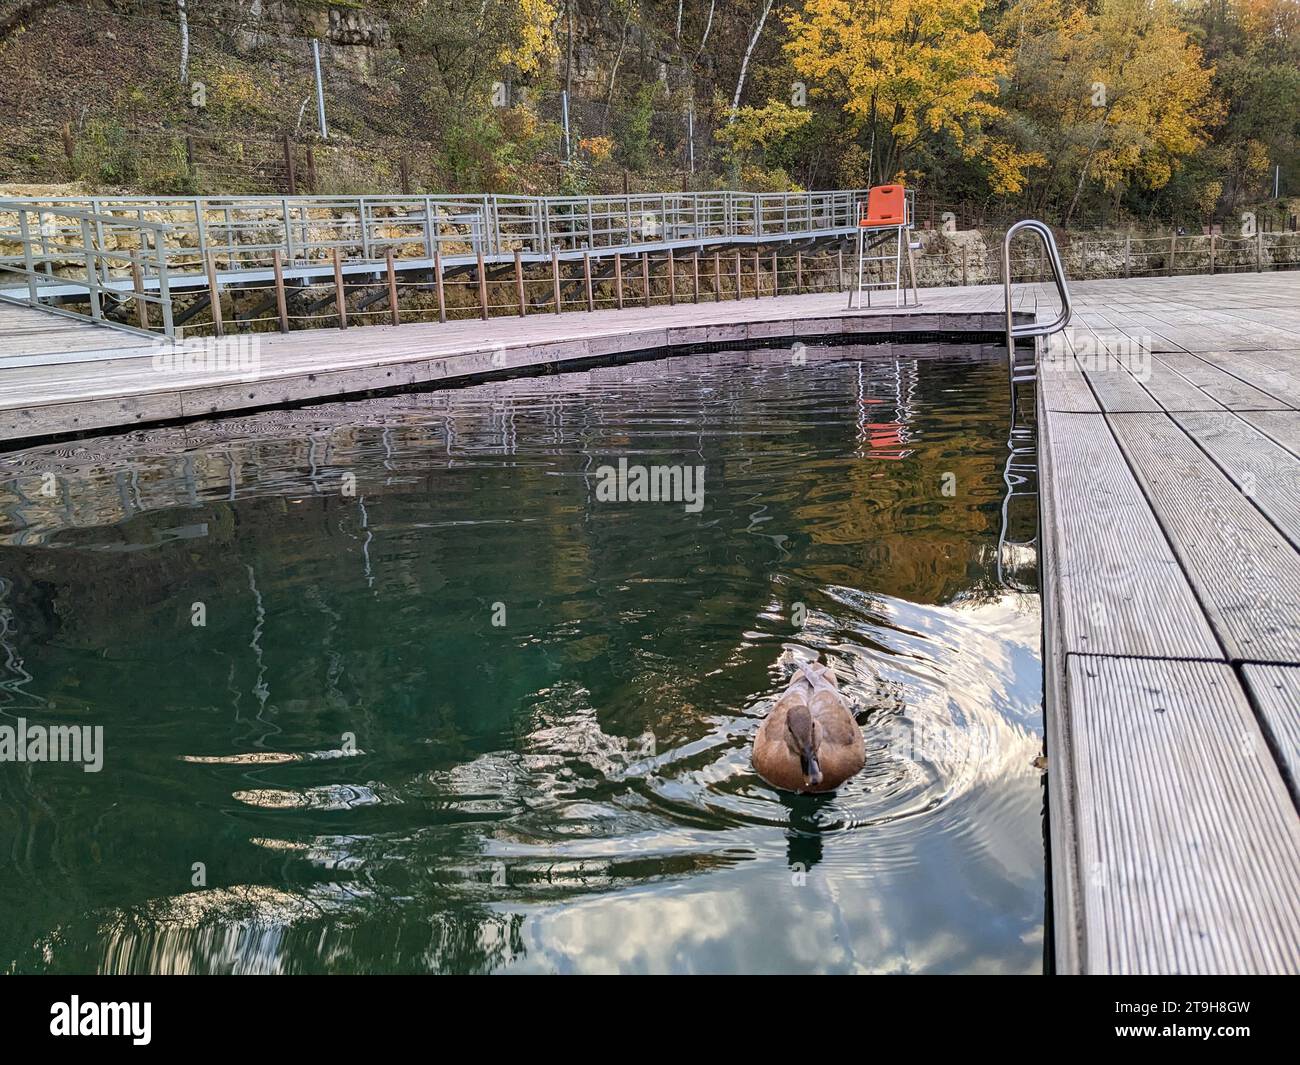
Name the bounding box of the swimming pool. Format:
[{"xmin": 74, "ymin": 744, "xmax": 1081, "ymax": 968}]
[{"xmin": 0, "ymin": 341, "xmax": 1044, "ymax": 973}]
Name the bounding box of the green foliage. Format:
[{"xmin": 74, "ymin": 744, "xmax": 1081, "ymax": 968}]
[
  {"xmin": 70, "ymin": 121, "xmax": 143, "ymax": 188},
  {"xmin": 68, "ymin": 121, "xmax": 198, "ymax": 194},
  {"xmin": 614, "ymin": 84, "xmax": 657, "ymax": 173}
]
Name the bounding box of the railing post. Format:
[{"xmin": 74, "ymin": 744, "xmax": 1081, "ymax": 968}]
[
  {"xmin": 281, "ymin": 197, "xmax": 294, "ymax": 261},
  {"xmin": 476, "ymin": 248, "xmax": 489, "ymax": 321},
  {"xmin": 37, "ymin": 207, "xmax": 52, "ymax": 280},
  {"xmin": 514, "ymin": 249, "xmax": 526, "ymax": 316},
  {"xmin": 193, "ymin": 197, "xmax": 207, "ymax": 264},
  {"xmin": 79, "ymin": 217, "xmax": 102, "ymax": 323},
  {"xmin": 156, "ymin": 237, "xmax": 173, "ymax": 338},
  {"xmin": 333, "ymin": 247, "xmax": 348, "ymax": 328},
  {"xmin": 206, "ymin": 251, "xmax": 223, "ymax": 337},
  {"xmin": 130, "ymin": 250, "xmax": 149, "ymax": 329},
  {"xmin": 434, "ymin": 246, "xmax": 446, "ymax": 323},
  {"xmin": 90, "ymin": 196, "xmax": 107, "ymax": 288},
  {"xmin": 359, "ymin": 197, "xmax": 371, "ymax": 259},
  {"xmin": 388, "ymin": 249, "xmax": 402, "ymax": 326},
  {"xmin": 17, "ymin": 211, "xmax": 38, "ymax": 305},
  {"xmin": 272, "ymin": 249, "xmax": 289, "ymax": 332}
]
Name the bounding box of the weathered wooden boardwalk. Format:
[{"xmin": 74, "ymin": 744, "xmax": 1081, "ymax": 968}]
[
  {"xmin": 2, "ymin": 270, "xmax": 1299, "ymax": 973},
  {"xmin": 1036, "ymin": 272, "xmax": 1300, "ymax": 973}
]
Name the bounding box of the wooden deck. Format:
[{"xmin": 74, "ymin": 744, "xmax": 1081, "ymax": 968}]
[
  {"xmin": 3, "ymin": 270, "xmax": 1300, "ymax": 973},
  {"xmin": 1036, "ymin": 272, "xmax": 1300, "ymax": 973}
]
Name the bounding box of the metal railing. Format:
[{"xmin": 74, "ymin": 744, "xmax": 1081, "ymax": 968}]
[
  {"xmin": 1, "ymin": 190, "xmax": 867, "ymax": 273},
  {"xmin": 0, "ymin": 200, "xmax": 175, "ymax": 337},
  {"xmin": 0, "ymin": 190, "xmax": 869, "ymax": 337},
  {"xmin": 1003, "ymin": 220, "xmax": 1072, "ymax": 386}
]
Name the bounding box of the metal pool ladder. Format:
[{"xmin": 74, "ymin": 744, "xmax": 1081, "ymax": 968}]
[{"xmin": 1002, "ymin": 220, "xmax": 1072, "ymax": 385}]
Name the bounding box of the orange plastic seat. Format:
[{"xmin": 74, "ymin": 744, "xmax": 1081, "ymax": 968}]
[{"xmin": 859, "ymin": 185, "xmax": 906, "ymax": 227}]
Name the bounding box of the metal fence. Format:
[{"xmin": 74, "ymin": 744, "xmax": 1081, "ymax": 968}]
[{"xmin": 0, "ymin": 190, "xmax": 869, "ymax": 335}]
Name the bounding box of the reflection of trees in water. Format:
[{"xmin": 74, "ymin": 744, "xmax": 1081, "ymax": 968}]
[
  {"xmin": 0, "ymin": 347, "xmax": 1033, "ymax": 973},
  {"xmin": 25, "ymin": 886, "xmax": 531, "ymax": 975}
]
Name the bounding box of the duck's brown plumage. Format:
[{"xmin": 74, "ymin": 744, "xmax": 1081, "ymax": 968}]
[{"xmin": 752, "ymin": 662, "xmax": 865, "ymax": 793}]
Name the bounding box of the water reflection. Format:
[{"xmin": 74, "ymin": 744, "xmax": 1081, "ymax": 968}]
[{"xmin": 0, "ymin": 343, "xmax": 1042, "ymax": 974}]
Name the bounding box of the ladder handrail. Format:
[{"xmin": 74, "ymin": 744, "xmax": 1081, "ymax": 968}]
[{"xmin": 1003, "ymin": 219, "xmax": 1072, "ymax": 346}]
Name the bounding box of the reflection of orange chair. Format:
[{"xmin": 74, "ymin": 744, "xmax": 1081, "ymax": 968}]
[
  {"xmin": 850, "ymin": 184, "xmax": 916, "ymax": 309},
  {"xmin": 859, "ymin": 185, "xmax": 907, "ymax": 228}
]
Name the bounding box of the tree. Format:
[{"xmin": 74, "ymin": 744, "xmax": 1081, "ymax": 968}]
[
  {"xmin": 1001, "ymin": 0, "xmax": 1219, "ymax": 221},
  {"xmin": 177, "ymin": 0, "xmax": 189, "ymax": 86},
  {"xmin": 784, "ymin": 0, "xmax": 1042, "ymax": 190},
  {"xmin": 731, "ymin": 0, "xmax": 776, "ymax": 119}
]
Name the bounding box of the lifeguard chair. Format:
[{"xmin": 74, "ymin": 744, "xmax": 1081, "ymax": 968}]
[{"xmin": 849, "ymin": 184, "xmax": 920, "ymax": 309}]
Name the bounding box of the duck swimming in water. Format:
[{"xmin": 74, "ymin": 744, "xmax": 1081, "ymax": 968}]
[{"xmin": 752, "ymin": 661, "xmax": 865, "ymax": 793}]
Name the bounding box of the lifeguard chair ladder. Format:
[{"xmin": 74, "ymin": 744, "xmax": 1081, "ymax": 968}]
[{"xmin": 849, "ymin": 185, "xmax": 920, "ymax": 309}]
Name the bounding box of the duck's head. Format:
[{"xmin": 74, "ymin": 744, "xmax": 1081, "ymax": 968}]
[{"xmin": 785, "ymin": 703, "xmax": 823, "ymax": 789}]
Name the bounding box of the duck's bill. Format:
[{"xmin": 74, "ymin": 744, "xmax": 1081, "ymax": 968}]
[{"xmin": 800, "ymin": 752, "xmax": 823, "ymax": 789}]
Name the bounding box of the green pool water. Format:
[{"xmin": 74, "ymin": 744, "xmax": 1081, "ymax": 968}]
[{"xmin": 0, "ymin": 342, "xmax": 1044, "ymax": 974}]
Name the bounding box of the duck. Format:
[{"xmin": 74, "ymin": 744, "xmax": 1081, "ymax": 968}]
[{"xmin": 752, "ymin": 661, "xmax": 865, "ymax": 793}]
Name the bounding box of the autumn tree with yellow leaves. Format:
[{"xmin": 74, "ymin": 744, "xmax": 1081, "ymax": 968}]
[
  {"xmin": 783, "ymin": 0, "xmax": 1045, "ymax": 193},
  {"xmin": 1000, "ymin": 0, "xmax": 1219, "ymax": 222}
]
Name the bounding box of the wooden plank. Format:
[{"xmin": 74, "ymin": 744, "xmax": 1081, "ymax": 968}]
[
  {"xmin": 1043, "ymin": 411, "xmax": 1220, "ymax": 659},
  {"xmin": 1135, "ymin": 357, "xmax": 1226, "ymax": 412},
  {"xmin": 1038, "ymin": 339, "xmax": 1101, "ymax": 413},
  {"xmin": 1175, "ymin": 410, "xmax": 1300, "ymax": 548},
  {"xmin": 1068, "ymin": 655, "xmax": 1300, "ymax": 974},
  {"xmin": 1242, "ymin": 664, "xmax": 1300, "ymax": 798},
  {"xmin": 1195, "ymin": 351, "xmax": 1300, "ymax": 408},
  {"xmin": 1111, "ymin": 411, "xmax": 1300, "ymax": 663},
  {"xmin": 1037, "ymin": 391, "xmax": 1083, "ymax": 974},
  {"xmin": 1079, "ymin": 355, "xmax": 1162, "ymax": 412},
  {"xmin": 1157, "ymin": 353, "xmax": 1290, "ymax": 410},
  {"xmin": 1238, "ymin": 409, "xmax": 1300, "ymax": 459}
]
